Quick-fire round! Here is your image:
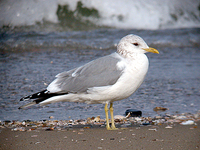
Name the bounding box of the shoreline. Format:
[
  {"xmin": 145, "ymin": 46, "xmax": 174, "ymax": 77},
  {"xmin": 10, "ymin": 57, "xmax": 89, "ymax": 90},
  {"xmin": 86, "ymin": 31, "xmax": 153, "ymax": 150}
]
[
  {"xmin": 0, "ymin": 112, "xmax": 199, "ymax": 150},
  {"xmin": 0, "ymin": 121, "xmax": 199, "ymax": 150}
]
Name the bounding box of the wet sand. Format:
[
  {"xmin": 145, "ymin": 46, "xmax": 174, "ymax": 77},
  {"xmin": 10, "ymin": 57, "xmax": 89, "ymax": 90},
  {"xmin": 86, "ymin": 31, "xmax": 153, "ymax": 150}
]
[{"xmin": 0, "ymin": 122, "xmax": 199, "ymax": 150}]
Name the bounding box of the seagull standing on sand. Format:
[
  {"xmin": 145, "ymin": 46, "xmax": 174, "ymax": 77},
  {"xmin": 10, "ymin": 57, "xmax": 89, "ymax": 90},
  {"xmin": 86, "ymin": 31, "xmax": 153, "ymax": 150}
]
[{"xmin": 19, "ymin": 34, "xmax": 159, "ymax": 130}]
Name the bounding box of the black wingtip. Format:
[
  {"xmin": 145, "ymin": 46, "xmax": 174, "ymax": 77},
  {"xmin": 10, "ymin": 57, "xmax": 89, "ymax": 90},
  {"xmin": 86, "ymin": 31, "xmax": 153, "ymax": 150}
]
[
  {"xmin": 20, "ymin": 96, "xmax": 31, "ymax": 101},
  {"xmin": 19, "ymin": 89, "xmax": 48, "ymax": 101},
  {"xmin": 19, "ymin": 90, "xmax": 67, "ymax": 109},
  {"xmin": 20, "ymin": 98, "xmax": 25, "ymax": 101}
]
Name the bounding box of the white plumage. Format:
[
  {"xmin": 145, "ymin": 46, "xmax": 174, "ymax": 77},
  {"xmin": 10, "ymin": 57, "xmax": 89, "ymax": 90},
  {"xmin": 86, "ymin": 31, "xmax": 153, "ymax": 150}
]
[{"xmin": 19, "ymin": 34, "xmax": 159, "ymax": 130}]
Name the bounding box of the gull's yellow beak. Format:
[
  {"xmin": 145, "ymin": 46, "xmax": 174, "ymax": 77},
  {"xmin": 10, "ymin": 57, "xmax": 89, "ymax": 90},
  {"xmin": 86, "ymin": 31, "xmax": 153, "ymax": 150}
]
[{"xmin": 142, "ymin": 47, "xmax": 159, "ymax": 54}]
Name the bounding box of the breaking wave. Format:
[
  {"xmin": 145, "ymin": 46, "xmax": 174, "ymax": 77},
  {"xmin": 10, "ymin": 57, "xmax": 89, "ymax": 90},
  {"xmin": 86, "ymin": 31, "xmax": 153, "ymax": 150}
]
[{"xmin": 0, "ymin": 0, "xmax": 200, "ymax": 30}]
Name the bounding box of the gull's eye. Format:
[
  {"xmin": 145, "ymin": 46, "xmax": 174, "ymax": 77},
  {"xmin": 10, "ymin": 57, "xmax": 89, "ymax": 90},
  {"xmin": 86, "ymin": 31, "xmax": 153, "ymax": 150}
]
[{"xmin": 133, "ymin": 43, "xmax": 139, "ymax": 46}]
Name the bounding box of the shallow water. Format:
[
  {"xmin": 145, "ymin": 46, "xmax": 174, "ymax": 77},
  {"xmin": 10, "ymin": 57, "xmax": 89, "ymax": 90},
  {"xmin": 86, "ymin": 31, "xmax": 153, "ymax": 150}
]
[{"xmin": 0, "ymin": 28, "xmax": 200, "ymax": 121}]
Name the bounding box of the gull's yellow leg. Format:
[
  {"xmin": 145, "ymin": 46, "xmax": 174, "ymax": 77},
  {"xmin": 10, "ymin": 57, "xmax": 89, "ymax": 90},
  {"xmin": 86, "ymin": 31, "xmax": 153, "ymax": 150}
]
[
  {"xmin": 109, "ymin": 102, "xmax": 118, "ymax": 130},
  {"xmin": 104, "ymin": 103, "xmax": 111, "ymax": 130}
]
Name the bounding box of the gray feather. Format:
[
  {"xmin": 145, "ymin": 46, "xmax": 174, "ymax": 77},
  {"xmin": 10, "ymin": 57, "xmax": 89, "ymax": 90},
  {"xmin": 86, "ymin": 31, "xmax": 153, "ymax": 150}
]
[{"xmin": 48, "ymin": 53, "xmax": 123, "ymax": 93}]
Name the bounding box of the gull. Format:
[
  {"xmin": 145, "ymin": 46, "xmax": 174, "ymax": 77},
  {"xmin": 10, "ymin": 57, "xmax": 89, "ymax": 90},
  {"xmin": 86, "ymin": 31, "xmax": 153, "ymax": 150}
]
[{"xmin": 19, "ymin": 34, "xmax": 159, "ymax": 130}]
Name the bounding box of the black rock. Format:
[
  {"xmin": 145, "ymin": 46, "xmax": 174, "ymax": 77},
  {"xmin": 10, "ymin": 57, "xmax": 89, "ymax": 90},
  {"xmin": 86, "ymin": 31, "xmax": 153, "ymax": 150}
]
[
  {"xmin": 125, "ymin": 109, "xmax": 142, "ymax": 117},
  {"xmin": 4, "ymin": 120, "xmax": 11, "ymax": 124}
]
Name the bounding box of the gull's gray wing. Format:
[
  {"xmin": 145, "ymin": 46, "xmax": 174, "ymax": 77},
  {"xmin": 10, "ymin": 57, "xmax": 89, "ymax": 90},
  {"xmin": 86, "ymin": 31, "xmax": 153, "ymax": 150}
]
[{"xmin": 47, "ymin": 53, "xmax": 124, "ymax": 93}]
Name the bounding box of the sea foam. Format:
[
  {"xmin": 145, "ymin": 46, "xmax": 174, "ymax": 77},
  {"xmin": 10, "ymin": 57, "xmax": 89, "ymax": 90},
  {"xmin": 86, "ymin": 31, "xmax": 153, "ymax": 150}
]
[{"xmin": 0, "ymin": 0, "xmax": 200, "ymax": 29}]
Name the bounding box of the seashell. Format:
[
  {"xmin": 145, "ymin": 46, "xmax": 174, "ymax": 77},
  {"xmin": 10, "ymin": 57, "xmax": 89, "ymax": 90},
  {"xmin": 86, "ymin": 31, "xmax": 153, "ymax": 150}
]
[
  {"xmin": 114, "ymin": 115, "xmax": 125, "ymax": 120},
  {"xmin": 180, "ymin": 120, "xmax": 194, "ymax": 125},
  {"xmin": 49, "ymin": 116, "xmax": 54, "ymax": 119},
  {"xmin": 148, "ymin": 128, "xmax": 157, "ymax": 131},
  {"xmin": 93, "ymin": 116, "xmax": 100, "ymax": 122},
  {"xmin": 153, "ymin": 107, "xmax": 168, "ymax": 112},
  {"xmin": 165, "ymin": 125, "xmax": 173, "ymax": 128},
  {"xmin": 134, "ymin": 117, "xmax": 142, "ymax": 121}
]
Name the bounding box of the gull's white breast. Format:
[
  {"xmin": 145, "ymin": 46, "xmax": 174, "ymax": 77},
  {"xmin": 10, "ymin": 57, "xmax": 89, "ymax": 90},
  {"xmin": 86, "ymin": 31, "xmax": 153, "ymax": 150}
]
[{"xmin": 79, "ymin": 53, "xmax": 149, "ymax": 104}]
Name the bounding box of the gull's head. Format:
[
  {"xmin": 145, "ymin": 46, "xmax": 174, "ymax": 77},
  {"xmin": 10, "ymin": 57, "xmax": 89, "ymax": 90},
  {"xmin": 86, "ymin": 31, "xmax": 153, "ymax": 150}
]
[{"xmin": 117, "ymin": 34, "xmax": 159, "ymax": 57}]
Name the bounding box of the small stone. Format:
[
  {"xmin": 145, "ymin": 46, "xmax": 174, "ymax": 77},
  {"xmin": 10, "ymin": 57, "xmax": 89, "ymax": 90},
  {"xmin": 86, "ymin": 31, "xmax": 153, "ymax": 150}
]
[
  {"xmin": 45, "ymin": 127, "xmax": 54, "ymax": 131},
  {"xmin": 134, "ymin": 117, "xmax": 142, "ymax": 121},
  {"xmin": 155, "ymin": 116, "xmax": 162, "ymax": 119},
  {"xmin": 153, "ymin": 107, "xmax": 168, "ymax": 112},
  {"xmin": 193, "ymin": 114, "xmax": 199, "ymax": 119},
  {"xmin": 84, "ymin": 126, "xmax": 90, "ymax": 129},
  {"xmin": 110, "ymin": 138, "xmax": 115, "ymax": 140},
  {"xmin": 142, "ymin": 123, "xmax": 150, "ymax": 126},
  {"xmin": 175, "ymin": 115, "xmax": 187, "ymax": 119},
  {"xmin": 180, "ymin": 120, "xmax": 194, "ymax": 125},
  {"xmin": 0, "ymin": 125, "xmax": 5, "ymax": 128},
  {"xmin": 49, "ymin": 116, "xmax": 54, "ymax": 119},
  {"xmin": 78, "ymin": 132, "xmax": 83, "ymax": 134},
  {"xmin": 125, "ymin": 109, "xmax": 142, "ymax": 117},
  {"xmin": 148, "ymin": 128, "xmax": 157, "ymax": 131},
  {"xmin": 93, "ymin": 116, "xmax": 100, "ymax": 122},
  {"xmin": 165, "ymin": 125, "xmax": 173, "ymax": 128},
  {"xmin": 114, "ymin": 115, "xmax": 125, "ymax": 120}
]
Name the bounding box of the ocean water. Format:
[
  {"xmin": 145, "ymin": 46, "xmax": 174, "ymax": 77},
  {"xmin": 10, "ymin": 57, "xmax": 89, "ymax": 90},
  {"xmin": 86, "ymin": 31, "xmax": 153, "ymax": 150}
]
[
  {"xmin": 1, "ymin": 0, "xmax": 200, "ymax": 30},
  {"xmin": 0, "ymin": 0, "xmax": 200, "ymax": 121}
]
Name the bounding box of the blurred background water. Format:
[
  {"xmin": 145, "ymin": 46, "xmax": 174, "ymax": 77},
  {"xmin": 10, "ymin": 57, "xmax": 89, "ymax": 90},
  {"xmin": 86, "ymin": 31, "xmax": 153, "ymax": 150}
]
[{"xmin": 0, "ymin": 0, "xmax": 200, "ymax": 121}]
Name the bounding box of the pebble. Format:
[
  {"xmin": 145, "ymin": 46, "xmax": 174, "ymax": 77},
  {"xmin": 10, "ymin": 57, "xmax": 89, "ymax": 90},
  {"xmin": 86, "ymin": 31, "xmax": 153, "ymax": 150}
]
[
  {"xmin": 93, "ymin": 116, "xmax": 100, "ymax": 122},
  {"xmin": 120, "ymin": 138, "xmax": 126, "ymax": 140},
  {"xmin": 134, "ymin": 117, "xmax": 142, "ymax": 121},
  {"xmin": 49, "ymin": 116, "xmax": 54, "ymax": 119},
  {"xmin": 153, "ymin": 107, "xmax": 168, "ymax": 112},
  {"xmin": 0, "ymin": 112, "xmax": 199, "ymax": 131},
  {"xmin": 125, "ymin": 109, "xmax": 142, "ymax": 117},
  {"xmin": 78, "ymin": 132, "xmax": 83, "ymax": 134},
  {"xmin": 165, "ymin": 125, "xmax": 173, "ymax": 128},
  {"xmin": 180, "ymin": 120, "xmax": 194, "ymax": 125},
  {"xmin": 148, "ymin": 128, "xmax": 157, "ymax": 131},
  {"xmin": 114, "ymin": 115, "xmax": 126, "ymax": 120}
]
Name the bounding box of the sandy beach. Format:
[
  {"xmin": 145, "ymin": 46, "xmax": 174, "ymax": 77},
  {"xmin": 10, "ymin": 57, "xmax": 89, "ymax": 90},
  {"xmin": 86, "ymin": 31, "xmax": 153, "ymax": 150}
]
[{"xmin": 0, "ymin": 121, "xmax": 199, "ymax": 150}]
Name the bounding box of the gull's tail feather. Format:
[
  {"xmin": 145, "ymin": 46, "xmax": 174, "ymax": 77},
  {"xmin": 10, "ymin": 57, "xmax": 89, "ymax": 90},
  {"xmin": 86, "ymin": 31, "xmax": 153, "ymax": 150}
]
[
  {"xmin": 18, "ymin": 101, "xmax": 37, "ymax": 109},
  {"xmin": 19, "ymin": 90, "xmax": 67, "ymax": 109}
]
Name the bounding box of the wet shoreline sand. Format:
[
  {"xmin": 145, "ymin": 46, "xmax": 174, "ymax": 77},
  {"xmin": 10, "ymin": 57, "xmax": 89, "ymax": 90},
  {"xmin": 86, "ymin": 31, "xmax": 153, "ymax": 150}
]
[{"xmin": 0, "ymin": 121, "xmax": 199, "ymax": 150}]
